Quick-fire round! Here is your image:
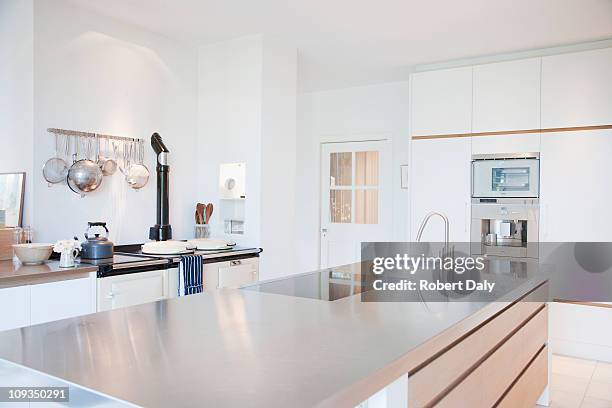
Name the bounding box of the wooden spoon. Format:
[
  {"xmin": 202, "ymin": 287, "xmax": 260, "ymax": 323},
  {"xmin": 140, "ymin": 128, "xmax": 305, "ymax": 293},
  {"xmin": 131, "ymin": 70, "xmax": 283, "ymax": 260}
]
[
  {"xmin": 196, "ymin": 203, "xmax": 205, "ymax": 224},
  {"xmin": 205, "ymin": 203, "xmax": 213, "ymax": 224}
]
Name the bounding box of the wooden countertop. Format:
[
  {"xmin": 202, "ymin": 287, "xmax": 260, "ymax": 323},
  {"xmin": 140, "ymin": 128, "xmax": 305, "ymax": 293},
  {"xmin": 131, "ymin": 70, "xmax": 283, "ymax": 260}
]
[{"xmin": 0, "ymin": 260, "xmax": 98, "ymax": 289}]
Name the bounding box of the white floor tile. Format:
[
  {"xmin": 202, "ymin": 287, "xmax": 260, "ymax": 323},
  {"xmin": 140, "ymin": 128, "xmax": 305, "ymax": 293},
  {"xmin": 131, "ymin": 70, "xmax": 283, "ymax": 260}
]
[
  {"xmin": 581, "ymin": 396, "xmax": 612, "ymax": 408},
  {"xmin": 586, "ymin": 380, "xmax": 612, "ymax": 402},
  {"xmin": 549, "ymin": 388, "xmax": 585, "ymax": 408},
  {"xmin": 593, "ymin": 362, "xmax": 612, "ymax": 383},
  {"xmin": 552, "ymin": 373, "xmax": 590, "ymax": 395},
  {"xmin": 553, "ymin": 355, "xmax": 597, "ymax": 380}
]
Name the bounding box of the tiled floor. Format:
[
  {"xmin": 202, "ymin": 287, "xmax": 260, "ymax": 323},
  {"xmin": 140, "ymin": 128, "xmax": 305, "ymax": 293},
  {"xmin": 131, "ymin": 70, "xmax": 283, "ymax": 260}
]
[{"xmin": 538, "ymin": 354, "xmax": 612, "ymax": 408}]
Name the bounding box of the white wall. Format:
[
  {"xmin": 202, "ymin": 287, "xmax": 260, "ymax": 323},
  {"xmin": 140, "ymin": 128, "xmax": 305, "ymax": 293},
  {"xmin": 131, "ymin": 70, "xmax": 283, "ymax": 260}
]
[
  {"xmin": 32, "ymin": 0, "xmax": 198, "ymax": 244},
  {"xmin": 260, "ymin": 36, "xmax": 297, "ymax": 280},
  {"xmin": 198, "ymin": 35, "xmax": 297, "ymax": 280},
  {"xmin": 0, "ymin": 0, "xmax": 34, "ymax": 226},
  {"xmin": 296, "ymin": 82, "xmax": 411, "ymax": 273},
  {"xmin": 198, "ymin": 35, "xmax": 263, "ymax": 247}
]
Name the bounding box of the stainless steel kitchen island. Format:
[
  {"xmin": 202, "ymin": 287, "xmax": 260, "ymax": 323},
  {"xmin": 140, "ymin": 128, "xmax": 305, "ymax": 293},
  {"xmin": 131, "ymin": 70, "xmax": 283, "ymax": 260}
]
[{"xmin": 0, "ymin": 261, "xmax": 549, "ymax": 407}]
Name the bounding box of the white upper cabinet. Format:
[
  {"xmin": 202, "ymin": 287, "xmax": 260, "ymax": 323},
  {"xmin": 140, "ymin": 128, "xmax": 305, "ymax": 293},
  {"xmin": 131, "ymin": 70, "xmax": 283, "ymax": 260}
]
[
  {"xmin": 540, "ymin": 129, "xmax": 612, "ymax": 242},
  {"xmin": 410, "ymin": 137, "xmax": 471, "ymax": 242},
  {"xmin": 471, "ymin": 133, "xmax": 541, "ymax": 155},
  {"xmin": 411, "ymin": 66, "xmax": 472, "ymax": 136},
  {"xmin": 542, "ymin": 47, "xmax": 612, "ymax": 128},
  {"xmin": 473, "ymin": 58, "xmax": 541, "ymax": 133}
]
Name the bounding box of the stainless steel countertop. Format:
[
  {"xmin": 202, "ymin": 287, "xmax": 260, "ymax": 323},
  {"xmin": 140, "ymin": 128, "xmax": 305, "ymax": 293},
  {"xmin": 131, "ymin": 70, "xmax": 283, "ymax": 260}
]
[{"xmin": 0, "ymin": 262, "xmax": 546, "ymax": 407}]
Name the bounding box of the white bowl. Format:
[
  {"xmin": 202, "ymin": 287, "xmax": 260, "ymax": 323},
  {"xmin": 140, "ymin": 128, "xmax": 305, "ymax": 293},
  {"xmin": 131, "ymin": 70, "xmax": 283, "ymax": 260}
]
[{"xmin": 12, "ymin": 243, "xmax": 53, "ymax": 265}]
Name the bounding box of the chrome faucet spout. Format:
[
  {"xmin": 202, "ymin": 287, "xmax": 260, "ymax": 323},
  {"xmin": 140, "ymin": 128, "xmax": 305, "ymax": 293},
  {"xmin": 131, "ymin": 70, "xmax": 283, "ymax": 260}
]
[{"xmin": 415, "ymin": 211, "xmax": 450, "ymax": 257}]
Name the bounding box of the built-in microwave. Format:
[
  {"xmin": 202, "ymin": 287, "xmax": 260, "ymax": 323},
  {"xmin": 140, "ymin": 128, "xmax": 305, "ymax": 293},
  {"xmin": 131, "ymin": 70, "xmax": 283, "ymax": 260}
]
[{"xmin": 472, "ymin": 153, "xmax": 540, "ymax": 198}]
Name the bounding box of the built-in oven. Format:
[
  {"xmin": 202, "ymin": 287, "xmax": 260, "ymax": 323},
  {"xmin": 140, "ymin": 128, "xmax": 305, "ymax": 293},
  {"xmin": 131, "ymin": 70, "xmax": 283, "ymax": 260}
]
[
  {"xmin": 471, "ymin": 153, "xmax": 540, "ymax": 260},
  {"xmin": 472, "ymin": 152, "xmax": 539, "ymax": 199}
]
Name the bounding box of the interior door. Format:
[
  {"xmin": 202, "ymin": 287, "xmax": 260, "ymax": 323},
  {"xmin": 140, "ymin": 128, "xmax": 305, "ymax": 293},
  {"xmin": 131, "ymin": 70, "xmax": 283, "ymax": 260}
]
[{"xmin": 320, "ymin": 140, "xmax": 392, "ymax": 269}]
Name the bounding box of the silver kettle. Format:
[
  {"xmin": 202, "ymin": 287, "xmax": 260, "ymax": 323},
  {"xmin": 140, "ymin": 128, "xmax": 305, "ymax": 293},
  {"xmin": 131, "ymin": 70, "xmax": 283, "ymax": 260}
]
[{"xmin": 81, "ymin": 222, "xmax": 114, "ymax": 260}]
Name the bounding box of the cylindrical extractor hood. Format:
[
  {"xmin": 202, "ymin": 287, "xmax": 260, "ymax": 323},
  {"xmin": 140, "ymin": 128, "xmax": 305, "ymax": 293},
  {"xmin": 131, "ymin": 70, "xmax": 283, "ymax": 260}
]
[{"xmin": 149, "ymin": 132, "xmax": 172, "ymax": 241}]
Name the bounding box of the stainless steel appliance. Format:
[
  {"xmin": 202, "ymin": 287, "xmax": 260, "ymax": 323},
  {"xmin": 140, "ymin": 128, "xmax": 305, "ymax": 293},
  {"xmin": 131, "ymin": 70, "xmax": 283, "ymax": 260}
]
[
  {"xmin": 472, "ymin": 152, "xmax": 539, "ymax": 198},
  {"xmin": 80, "ymin": 221, "xmax": 114, "ymax": 260},
  {"xmin": 471, "ymin": 200, "xmax": 539, "ymax": 259},
  {"xmin": 471, "ymin": 153, "xmax": 539, "ymax": 259}
]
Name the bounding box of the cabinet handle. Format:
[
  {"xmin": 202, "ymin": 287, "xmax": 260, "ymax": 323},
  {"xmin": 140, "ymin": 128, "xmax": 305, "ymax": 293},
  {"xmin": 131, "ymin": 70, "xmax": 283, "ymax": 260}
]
[
  {"xmin": 105, "ymin": 292, "xmax": 115, "ymax": 299},
  {"xmin": 231, "ymin": 260, "xmax": 242, "ymax": 266}
]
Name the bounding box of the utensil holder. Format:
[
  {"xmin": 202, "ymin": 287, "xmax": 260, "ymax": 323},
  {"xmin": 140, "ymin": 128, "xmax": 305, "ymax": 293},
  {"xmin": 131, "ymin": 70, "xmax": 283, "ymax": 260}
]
[{"xmin": 195, "ymin": 224, "xmax": 211, "ymax": 239}]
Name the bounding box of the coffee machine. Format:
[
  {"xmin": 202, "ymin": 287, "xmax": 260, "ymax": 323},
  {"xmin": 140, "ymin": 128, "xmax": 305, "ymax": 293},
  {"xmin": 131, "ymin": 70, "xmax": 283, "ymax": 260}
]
[{"xmin": 470, "ymin": 153, "xmax": 540, "ymax": 259}]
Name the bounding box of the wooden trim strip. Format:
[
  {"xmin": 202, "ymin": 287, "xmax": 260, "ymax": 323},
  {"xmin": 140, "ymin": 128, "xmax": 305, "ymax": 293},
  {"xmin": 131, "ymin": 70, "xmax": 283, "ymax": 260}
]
[
  {"xmin": 412, "ymin": 124, "xmax": 612, "ymax": 140},
  {"xmin": 554, "ymin": 299, "xmax": 612, "ymax": 309}
]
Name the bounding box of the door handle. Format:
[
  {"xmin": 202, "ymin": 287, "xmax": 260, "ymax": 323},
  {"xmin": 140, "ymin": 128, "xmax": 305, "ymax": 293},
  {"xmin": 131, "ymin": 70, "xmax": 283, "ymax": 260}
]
[{"xmin": 105, "ymin": 292, "xmax": 115, "ymax": 299}]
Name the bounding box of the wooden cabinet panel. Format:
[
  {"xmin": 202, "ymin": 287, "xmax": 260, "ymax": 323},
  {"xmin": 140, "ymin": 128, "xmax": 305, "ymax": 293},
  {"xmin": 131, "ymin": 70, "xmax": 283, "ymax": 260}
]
[
  {"xmin": 473, "ymin": 58, "xmax": 541, "ymax": 133},
  {"xmin": 410, "ymin": 137, "xmax": 471, "ymax": 242},
  {"xmin": 437, "ymin": 307, "xmax": 547, "ymax": 408},
  {"xmin": 30, "ymin": 277, "xmax": 95, "ymax": 325},
  {"xmin": 0, "ymin": 285, "xmax": 30, "ymax": 331},
  {"xmin": 497, "ymin": 346, "xmax": 548, "ymax": 408},
  {"xmin": 411, "ymin": 66, "xmax": 472, "ymax": 136},
  {"xmin": 542, "ymin": 47, "xmax": 612, "ymax": 128},
  {"xmin": 408, "ymin": 293, "xmax": 545, "ymax": 407},
  {"xmin": 97, "ymin": 270, "xmax": 167, "ymax": 312}
]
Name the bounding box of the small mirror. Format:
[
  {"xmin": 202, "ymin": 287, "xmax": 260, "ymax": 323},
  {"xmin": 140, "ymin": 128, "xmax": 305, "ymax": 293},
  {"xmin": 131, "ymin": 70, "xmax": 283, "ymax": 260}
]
[{"xmin": 0, "ymin": 172, "xmax": 25, "ymax": 227}]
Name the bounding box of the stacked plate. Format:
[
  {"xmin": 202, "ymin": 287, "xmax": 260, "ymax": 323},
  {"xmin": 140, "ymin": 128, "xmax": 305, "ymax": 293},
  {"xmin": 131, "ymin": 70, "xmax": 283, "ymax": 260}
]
[
  {"xmin": 142, "ymin": 240, "xmax": 193, "ymax": 255},
  {"xmin": 187, "ymin": 239, "xmax": 236, "ymax": 251}
]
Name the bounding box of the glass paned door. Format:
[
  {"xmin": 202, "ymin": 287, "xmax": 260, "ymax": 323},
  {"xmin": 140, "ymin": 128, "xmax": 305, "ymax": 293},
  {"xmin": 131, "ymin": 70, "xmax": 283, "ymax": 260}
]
[
  {"xmin": 321, "ymin": 141, "xmax": 391, "ymax": 269},
  {"xmin": 328, "ymin": 151, "xmax": 379, "ymax": 225}
]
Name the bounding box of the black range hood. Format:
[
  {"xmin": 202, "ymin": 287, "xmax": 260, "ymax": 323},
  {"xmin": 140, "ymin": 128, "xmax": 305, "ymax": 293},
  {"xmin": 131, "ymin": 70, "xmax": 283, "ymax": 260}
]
[{"xmin": 149, "ymin": 132, "xmax": 172, "ymax": 241}]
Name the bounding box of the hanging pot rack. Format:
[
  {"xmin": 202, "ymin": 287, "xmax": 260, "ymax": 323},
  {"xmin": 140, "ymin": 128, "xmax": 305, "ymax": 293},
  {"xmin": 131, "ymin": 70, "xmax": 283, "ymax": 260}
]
[{"xmin": 47, "ymin": 127, "xmax": 144, "ymax": 143}]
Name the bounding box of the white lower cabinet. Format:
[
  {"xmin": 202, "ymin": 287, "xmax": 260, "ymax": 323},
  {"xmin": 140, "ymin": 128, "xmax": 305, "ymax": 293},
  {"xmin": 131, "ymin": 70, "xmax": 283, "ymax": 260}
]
[
  {"xmin": 0, "ymin": 276, "xmax": 96, "ymax": 331},
  {"xmin": 218, "ymin": 258, "xmax": 259, "ymax": 289},
  {"xmin": 30, "ymin": 277, "xmax": 96, "ymax": 325},
  {"xmin": 550, "ymin": 302, "xmax": 612, "ymax": 363},
  {"xmin": 0, "ymin": 286, "xmax": 30, "ymax": 331},
  {"xmin": 97, "ymin": 269, "xmax": 168, "ymax": 312}
]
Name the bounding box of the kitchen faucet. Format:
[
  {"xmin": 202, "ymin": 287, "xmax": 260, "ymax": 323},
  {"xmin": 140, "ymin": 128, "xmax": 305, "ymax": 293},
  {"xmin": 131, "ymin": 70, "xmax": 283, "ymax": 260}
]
[{"xmin": 415, "ymin": 211, "xmax": 452, "ymax": 258}]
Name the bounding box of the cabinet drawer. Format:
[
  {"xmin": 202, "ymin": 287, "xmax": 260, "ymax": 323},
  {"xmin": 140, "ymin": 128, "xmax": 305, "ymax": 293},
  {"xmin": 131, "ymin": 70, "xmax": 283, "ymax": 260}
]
[
  {"xmin": 497, "ymin": 346, "xmax": 548, "ymax": 408},
  {"xmin": 409, "ymin": 284, "xmax": 546, "ymax": 407},
  {"xmin": 437, "ymin": 306, "xmax": 547, "ymax": 407}
]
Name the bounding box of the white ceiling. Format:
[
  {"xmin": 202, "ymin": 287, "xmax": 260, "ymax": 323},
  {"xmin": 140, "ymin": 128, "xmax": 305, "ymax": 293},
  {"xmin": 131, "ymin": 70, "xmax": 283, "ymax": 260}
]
[{"xmin": 70, "ymin": 0, "xmax": 612, "ymax": 91}]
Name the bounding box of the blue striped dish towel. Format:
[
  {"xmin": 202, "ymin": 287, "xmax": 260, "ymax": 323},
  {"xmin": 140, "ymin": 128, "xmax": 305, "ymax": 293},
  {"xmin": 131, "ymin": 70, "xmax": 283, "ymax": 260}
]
[{"xmin": 178, "ymin": 255, "xmax": 204, "ymax": 296}]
